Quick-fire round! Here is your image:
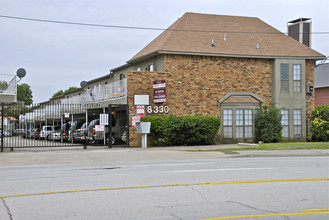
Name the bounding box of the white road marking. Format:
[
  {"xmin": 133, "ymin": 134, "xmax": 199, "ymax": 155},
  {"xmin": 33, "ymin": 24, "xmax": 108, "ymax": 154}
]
[{"xmin": 169, "ymin": 167, "xmax": 272, "ymax": 173}]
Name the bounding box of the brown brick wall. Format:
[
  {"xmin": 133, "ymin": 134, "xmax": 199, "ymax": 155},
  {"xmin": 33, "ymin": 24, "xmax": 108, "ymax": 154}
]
[
  {"xmin": 305, "ymin": 60, "xmax": 315, "ymax": 118},
  {"xmin": 315, "ymin": 87, "xmax": 329, "ymax": 106},
  {"xmin": 127, "ymin": 55, "xmax": 273, "ymax": 147}
]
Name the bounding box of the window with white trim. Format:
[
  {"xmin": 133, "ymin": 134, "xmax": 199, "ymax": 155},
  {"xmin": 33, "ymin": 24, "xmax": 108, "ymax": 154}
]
[
  {"xmin": 293, "ymin": 64, "xmax": 301, "ymax": 92},
  {"xmin": 293, "ymin": 109, "xmax": 302, "ymax": 137},
  {"xmin": 223, "ymin": 109, "xmax": 233, "ymax": 138},
  {"xmin": 235, "ymin": 109, "xmax": 253, "ymax": 139},
  {"xmin": 280, "ymin": 109, "xmax": 289, "ymax": 138}
]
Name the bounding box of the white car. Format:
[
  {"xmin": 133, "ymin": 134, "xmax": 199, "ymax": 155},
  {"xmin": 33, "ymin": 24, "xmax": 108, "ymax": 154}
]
[{"xmin": 39, "ymin": 126, "xmax": 59, "ymax": 140}]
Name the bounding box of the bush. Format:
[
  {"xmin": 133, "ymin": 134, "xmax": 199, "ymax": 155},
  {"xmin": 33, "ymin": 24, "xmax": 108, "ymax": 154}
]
[
  {"xmin": 255, "ymin": 103, "xmax": 283, "ymax": 143},
  {"xmin": 143, "ymin": 115, "xmax": 220, "ymax": 146},
  {"xmin": 309, "ymin": 104, "xmax": 329, "ymax": 142}
]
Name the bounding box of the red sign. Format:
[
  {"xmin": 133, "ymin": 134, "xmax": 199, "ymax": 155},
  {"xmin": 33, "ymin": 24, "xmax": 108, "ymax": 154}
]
[
  {"xmin": 153, "ymin": 80, "xmax": 166, "ymax": 103},
  {"xmin": 136, "ymin": 106, "xmax": 145, "ymax": 116}
]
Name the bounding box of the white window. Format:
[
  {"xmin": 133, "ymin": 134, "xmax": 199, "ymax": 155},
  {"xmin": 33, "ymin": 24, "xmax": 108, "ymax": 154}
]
[
  {"xmin": 281, "ymin": 109, "xmax": 289, "ymax": 138},
  {"xmin": 235, "ymin": 109, "xmax": 253, "ymax": 139},
  {"xmin": 293, "ymin": 64, "xmax": 301, "ymax": 92},
  {"xmin": 223, "ymin": 109, "xmax": 233, "ymax": 138},
  {"xmin": 148, "ymin": 64, "xmax": 154, "ymax": 71},
  {"xmin": 137, "ymin": 67, "xmax": 141, "ymax": 71},
  {"xmin": 293, "ymin": 109, "xmax": 302, "ymax": 137}
]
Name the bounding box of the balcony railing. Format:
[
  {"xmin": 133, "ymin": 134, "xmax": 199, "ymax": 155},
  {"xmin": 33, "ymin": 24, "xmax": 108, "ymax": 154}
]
[
  {"xmin": 0, "ymin": 74, "xmax": 16, "ymax": 95},
  {"xmin": 61, "ymin": 79, "xmax": 127, "ymax": 105}
]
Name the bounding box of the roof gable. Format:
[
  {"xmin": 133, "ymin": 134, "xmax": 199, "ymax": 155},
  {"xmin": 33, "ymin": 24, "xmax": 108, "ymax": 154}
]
[{"xmin": 128, "ymin": 12, "xmax": 325, "ymax": 62}]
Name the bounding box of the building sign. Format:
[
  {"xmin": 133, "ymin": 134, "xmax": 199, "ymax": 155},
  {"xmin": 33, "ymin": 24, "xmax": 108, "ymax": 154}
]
[
  {"xmin": 153, "ymin": 80, "xmax": 166, "ymax": 103},
  {"xmin": 132, "ymin": 116, "xmax": 140, "ymax": 128},
  {"xmin": 136, "ymin": 106, "xmax": 145, "ymax": 116},
  {"xmin": 95, "ymin": 125, "xmax": 104, "ymax": 131},
  {"xmin": 100, "ymin": 114, "xmax": 109, "ymax": 125}
]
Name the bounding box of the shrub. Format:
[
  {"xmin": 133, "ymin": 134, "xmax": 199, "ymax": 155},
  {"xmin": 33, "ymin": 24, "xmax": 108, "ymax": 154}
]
[
  {"xmin": 309, "ymin": 104, "xmax": 329, "ymax": 142},
  {"xmin": 255, "ymin": 103, "xmax": 283, "ymax": 143},
  {"xmin": 143, "ymin": 115, "xmax": 220, "ymax": 146}
]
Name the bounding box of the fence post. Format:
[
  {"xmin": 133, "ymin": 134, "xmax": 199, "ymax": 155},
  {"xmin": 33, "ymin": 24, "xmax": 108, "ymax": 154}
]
[
  {"xmin": 108, "ymin": 105, "xmax": 112, "ymax": 148},
  {"xmin": 1, "ymin": 103, "xmax": 4, "ymax": 152}
]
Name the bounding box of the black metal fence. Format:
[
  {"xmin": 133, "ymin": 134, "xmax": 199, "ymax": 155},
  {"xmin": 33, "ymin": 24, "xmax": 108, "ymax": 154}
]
[{"xmin": 0, "ymin": 102, "xmax": 129, "ymax": 151}]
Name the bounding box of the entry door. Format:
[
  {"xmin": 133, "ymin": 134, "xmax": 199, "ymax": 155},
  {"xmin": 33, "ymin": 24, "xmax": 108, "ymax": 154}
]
[{"xmin": 108, "ymin": 104, "xmax": 129, "ymax": 147}]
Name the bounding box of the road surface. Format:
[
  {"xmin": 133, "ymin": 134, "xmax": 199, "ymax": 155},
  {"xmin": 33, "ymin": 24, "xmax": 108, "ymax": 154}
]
[{"xmin": 0, "ymin": 156, "xmax": 328, "ymax": 219}]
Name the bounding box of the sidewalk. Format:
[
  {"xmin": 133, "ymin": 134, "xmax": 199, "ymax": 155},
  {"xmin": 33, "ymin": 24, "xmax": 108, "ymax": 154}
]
[{"xmin": 0, "ymin": 144, "xmax": 328, "ymax": 166}]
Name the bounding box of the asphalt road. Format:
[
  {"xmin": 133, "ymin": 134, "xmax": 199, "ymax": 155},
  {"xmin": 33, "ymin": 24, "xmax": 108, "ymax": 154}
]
[{"xmin": 0, "ymin": 155, "xmax": 328, "ymax": 220}]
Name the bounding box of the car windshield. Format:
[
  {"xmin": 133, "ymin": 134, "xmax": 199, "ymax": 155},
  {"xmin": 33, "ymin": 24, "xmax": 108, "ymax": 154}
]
[
  {"xmin": 88, "ymin": 120, "xmax": 99, "ymax": 128},
  {"xmin": 80, "ymin": 123, "xmax": 87, "ymax": 129}
]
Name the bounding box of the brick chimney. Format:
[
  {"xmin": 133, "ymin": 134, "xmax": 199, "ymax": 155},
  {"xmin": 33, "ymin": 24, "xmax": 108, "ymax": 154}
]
[{"xmin": 287, "ymin": 18, "xmax": 311, "ymax": 47}]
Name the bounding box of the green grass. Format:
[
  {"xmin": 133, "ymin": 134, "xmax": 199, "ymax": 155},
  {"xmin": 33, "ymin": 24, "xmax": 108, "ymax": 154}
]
[{"xmin": 188, "ymin": 142, "xmax": 329, "ymax": 153}]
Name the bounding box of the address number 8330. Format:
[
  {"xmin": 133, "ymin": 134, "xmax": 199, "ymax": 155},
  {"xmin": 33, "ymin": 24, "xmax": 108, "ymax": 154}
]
[{"xmin": 147, "ymin": 106, "xmax": 169, "ymax": 114}]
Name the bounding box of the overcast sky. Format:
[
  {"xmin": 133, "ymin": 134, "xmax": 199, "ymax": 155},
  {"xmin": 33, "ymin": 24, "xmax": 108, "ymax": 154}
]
[{"xmin": 1, "ymin": 0, "xmax": 328, "ymax": 103}]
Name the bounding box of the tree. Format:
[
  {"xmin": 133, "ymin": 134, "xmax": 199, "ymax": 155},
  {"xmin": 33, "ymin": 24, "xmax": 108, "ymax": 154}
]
[
  {"xmin": 17, "ymin": 83, "xmax": 33, "ymax": 105},
  {"xmin": 52, "ymin": 90, "xmax": 64, "ymax": 98},
  {"xmin": 52, "ymin": 87, "xmax": 78, "ymax": 99},
  {"xmin": 0, "ymin": 81, "xmax": 8, "ymax": 90},
  {"xmin": 255, "ymin": 103, "xmax": 283, "ymax": 143}
]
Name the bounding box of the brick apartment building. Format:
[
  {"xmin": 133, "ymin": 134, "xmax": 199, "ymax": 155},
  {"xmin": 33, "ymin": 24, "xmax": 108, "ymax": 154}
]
[
  {"xmin": 44, "ymin": 12, "xmax": 325, "ymax": 147},
  {"xmin": 314, "ymin": 63, "xmax": 329, "ymax": 106},
  {"xmin": 115, "ymin": 13, "xmax": 325, "ymax": 145}
]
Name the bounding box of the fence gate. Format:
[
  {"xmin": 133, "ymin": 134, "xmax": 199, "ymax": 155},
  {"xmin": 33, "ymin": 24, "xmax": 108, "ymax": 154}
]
[
  {"xmin": 1, "ymin": 102, "xmax": 85, "ymax": 151},
  {"xmin": 108, "ymin": 104, "xmax": 129, "ymax": 148}
]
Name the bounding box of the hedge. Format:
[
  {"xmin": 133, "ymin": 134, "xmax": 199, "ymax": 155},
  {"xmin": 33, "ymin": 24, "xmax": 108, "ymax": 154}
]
[
  {"xmin": 308, "ymin": 104, "xmax": 329, "ymax": 142},
  {"xmin": 143, "ymin": 116, "xmax": 220, "ymax": 146}
]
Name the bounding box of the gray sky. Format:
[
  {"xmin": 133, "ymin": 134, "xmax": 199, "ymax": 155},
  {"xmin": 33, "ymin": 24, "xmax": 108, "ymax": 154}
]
[{"xmin": 1, "ymin": 0, "xmax": 328, "ymax": 103}]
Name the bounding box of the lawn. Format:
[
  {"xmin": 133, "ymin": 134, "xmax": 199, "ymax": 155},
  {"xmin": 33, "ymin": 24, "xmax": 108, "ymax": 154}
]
[{"xmin": 190, "ymin": 142, "xmax": 329, "ymax": 153}]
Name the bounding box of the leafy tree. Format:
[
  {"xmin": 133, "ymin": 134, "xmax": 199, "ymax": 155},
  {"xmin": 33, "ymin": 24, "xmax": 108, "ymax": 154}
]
[
  {"xmin": 52, "ymin": 90, "xmax": 64, "ymax": 98},
  {"xmin": 308, "ymin": 104, "xmax": 329, "ymax": 141},
  {"xmin": 17, "ymin": 83, "xmax": 33, "ymax": 105},
  {"xmin": 255, "ymin": 103, "xmax": 283, "ymax": 143},
  {"xmin": 0, "ymin": 81, "xmax": 8, "ymax": 90},
  {"xmin": 52, "ymin": 87, "xmax": 78, "ymax": 98},
  {"xmin": 3, "ymin": 102, "xmax": 30, "ymax": 120},
  {"xmin": 64, "ymin": 87, "xmax": 78, "ymax": 93}
]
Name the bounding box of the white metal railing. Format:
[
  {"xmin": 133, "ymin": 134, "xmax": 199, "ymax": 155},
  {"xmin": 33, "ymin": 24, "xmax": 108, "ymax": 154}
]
[
  {"xmin": 61, "ymin": 78, "xmax": 127, "ymax": 105},
  {"xmin": 0, "ymin": 74, "xmax": 16, "ymax": 94}
]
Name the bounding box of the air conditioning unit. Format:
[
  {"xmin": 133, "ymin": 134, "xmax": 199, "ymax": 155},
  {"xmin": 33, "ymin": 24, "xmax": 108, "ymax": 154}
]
[{"xmin": 307, "ymin": 85, "xmax": 314, "ymax": 94}]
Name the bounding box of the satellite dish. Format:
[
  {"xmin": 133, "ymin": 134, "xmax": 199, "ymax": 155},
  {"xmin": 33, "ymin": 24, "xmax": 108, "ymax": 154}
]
[
  {"xmin": 80, "ymin": 81, "xmax": 88, "ymax": 89},
  {"xmin": 16, "ymin": 68, "xmax": 26, "ymax": 79}
]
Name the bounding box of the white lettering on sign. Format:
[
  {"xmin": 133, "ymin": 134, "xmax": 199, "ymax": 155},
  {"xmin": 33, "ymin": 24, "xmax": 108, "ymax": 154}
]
[
  {"xmin": 136, "ymin": 106, "xmax": 145, "ymax": 116},
  {"xmin": 132, "ymin": 116, "xmax": 140, "ymax": 127},
  {"xmin": 95, "ymin": 125, "xmax": 104, "ymax": 131},
  {"xmin": 147, "ymin": 106, "xmax": 169, "ymax": 114},
  {"xmin": 153, "ymin": 83, "xmax": 166, "ymax": 89}
]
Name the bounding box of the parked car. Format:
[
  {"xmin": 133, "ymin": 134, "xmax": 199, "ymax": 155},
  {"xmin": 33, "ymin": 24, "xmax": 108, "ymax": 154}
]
[
  {"xmin": 40, "ymin": 126, "xmax": 60, "ymax": 140},
  {"xmin": 86, "ymin": 119, "xmax": 101, "ymax": 144},
  {"xmin": 0, "ymin": 129, "xmax": 13, "ymax": 137},
  {"xmin": 49, "ymin": 128, "xmax": 62, "ymax": 141},
  {"xmin": 13, "ymin": 129, "xmax": 25, "ymax": 136},
  {"xmin": 74, "ymin": 122, "xmax": 88, "ymax": 143},
  {"xmin": 67, "ymin": 121, "xmax": 84, "ymax": 142},
  {"xmin": 21, "ymin": 129, "xmax": 34, "ymax": 139},
  {"xmin": 31, "ymin": 128, "xmax": 40, "ymax": 140},
  {"xmin": 60, "ymin": 122, "xmax": 71, "ymax": 142}
]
